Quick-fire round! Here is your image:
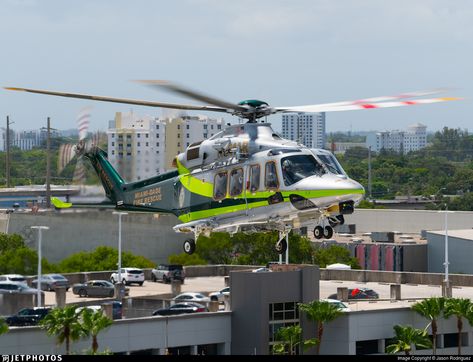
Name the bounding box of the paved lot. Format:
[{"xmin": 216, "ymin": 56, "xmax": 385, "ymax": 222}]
[
  {"xmin": 43, "ymin": 274, "xmax": 473, "ymax": 313},
  {"xmin": 44, "ymin": 276, "xmax": 226, "ymax": 306}
]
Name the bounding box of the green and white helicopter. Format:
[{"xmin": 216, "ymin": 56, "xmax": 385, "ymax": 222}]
[{"xmin": 5, "ymin": 82, "xmax": 459, "ymax": 254}]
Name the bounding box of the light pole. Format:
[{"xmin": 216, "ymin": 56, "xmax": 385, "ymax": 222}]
[
  {"xmin": 443, "ymin": 202, "xmax": 450, "ymax": 293},
  {"xmin": 113, "ymin": 211, "xmax": 128, "ymax": 284},
  {"xmin": 31, "ymin": 226, "xmax": 49, "ymax": 307}
]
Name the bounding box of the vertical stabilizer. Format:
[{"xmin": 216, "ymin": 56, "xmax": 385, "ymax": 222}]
[{"xmin": 84, "ymin": 147, "xmax": 125, "ymax": 204}]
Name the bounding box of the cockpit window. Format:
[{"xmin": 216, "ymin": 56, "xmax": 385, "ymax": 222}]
[
  {"xmin": 214, "ymin": 171, "xmax": 228, "ymax": 200},
  {"xmin": 316, "ymin": 153, "xmax": 346, "ymax": 176},
  {"xmin": 281, "ymin": 155, "xmax": 325, "ymax": 186},
  {"xmin": 265, "ymin": 161, "xmax": 279, "ymax": 189}
]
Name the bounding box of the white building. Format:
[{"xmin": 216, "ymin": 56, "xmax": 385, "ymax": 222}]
[
  {"xmin": 281, "ymin": 113, "xmax": 326, "ymax": 149},
  {"xmin": 107, "ymin": 112, "xmax": 224, "ymax": 181},
  {"xmin": 366, "ymin": 123, "xmax": 427, "ymax": 154}
]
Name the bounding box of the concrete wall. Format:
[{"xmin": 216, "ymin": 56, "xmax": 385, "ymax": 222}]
[
  {"xmin": 342, "ymin": 209, "xmax": 473, "ymax": 233},
  {"xmin": 323, "ymin": 307, "xmax": 473, "ymax": 355},
  {"xmin": 427, "ymin": 232, "xmax": 473, "ymax": 274},
  {"xmin": 6, "ymin": 210, "xmax": 187, "ymax": 264},
  {"xmin": 230, "ymin": 265, "xmax": 319, "ymax": 355},
  {"xmin": 0, "ymin": 312, "xmax": 231, "ymax": 355}
]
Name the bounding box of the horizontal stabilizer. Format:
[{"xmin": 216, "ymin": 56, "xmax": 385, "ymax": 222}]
[{"xmin": 51, "ymin": 197, "xmax": 115, "ymax": 210}]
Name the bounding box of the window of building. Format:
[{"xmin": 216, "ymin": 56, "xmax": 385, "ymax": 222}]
[
  {"xmin": 137, "ymin": 134, "xmax": 141, "ymax": 138},
  {"xmin": 204, "ymin": 133, "xmax": 208, "ymax": 138},
  {"xmin": 444, "ymin": 332, "xmax": 468, "ymax": 348},
  {"xmin": 177, "ymin": 125, "xmax": 180, "ymax": 130},
  {"xmin": 157, "ymin": 134, "xmax": 159, "ymax": 138},
  {"xmin": 156, "ymin": 125, "xmax": 159, "ymax": 130},
  {"xmin": 178, "ymin": 134, "xmax": 180, "ymax": 138},
  {"xmin": 187, "ymin": 134, "xmax": 190, "ymax": 138},
  {"xmin": 137, "ymin": 142, "xmax": 140, "ymax": 147},
  {"xmin": 214, "ymin": 171, "xmax": 228, "ymax": 200},
  {"xmin": 156, "ymin": 142, "xmax": 160, "ymax": 147},
  {"xmin": 204, "ymin": 125, "xmax": 208, "ymax": 130},
  {"xmin": 127, "ymin": 134, "xmax": 131, "ymax": 139},
  {"xmin": 186, "ymin": 125, "xmax": 189, "ymax": 129},
  {"xmin": 356, "ymin": 340, "xmax": 379, "ymax": 355},
  {"xmin": 111, "ymin": 133, "xmax": 115, "ymax": 138},
  {"xmin": 111, "ymin": 142, "xmax": 115, "ymax": 146},
  {"xmin": 229, "ymin": 168, "xmax": 243, "ymax": 197},
  {"xmin": 211, "ymin": 125, "xmax": 214, "ymax": 130},
  {"xmin": 265, "ymin": 161, "xmax": 279, "ymax": 189},
  {"xmin": 111, "ymin": 150, "xmax": 115, "ymax": 155},
  {"xmin": 217, "ymin": 125, "xmax": 222, "ymax": 130},
  {"xmin": 178, "ymin": 142, "xmax": 180, "ymax": 147},
  {"xmin": 249, "ymin": 164, "xmax": 260, "ymax": 193},
  {"xmin": 269, "ymin": 302, "xmax": 300, "ymax": 354},
  {"xmin": 146, "ymin": 142, "xmax": 149, "ymax": 147}
]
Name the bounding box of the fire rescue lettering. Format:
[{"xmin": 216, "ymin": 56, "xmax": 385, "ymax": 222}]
[{"xmin": 133, "ymin": 187, "xmax": 162, "ymax": 205}]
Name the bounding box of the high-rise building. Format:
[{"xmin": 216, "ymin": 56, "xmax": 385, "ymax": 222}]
[
  {"xmin": 366, "ymin": 123, "xmax": 427, "ymax": 154},
  {"xmin": 107, "ymin": 112, "xmax": 224, "ymax": 181},
  {"xmin": 281, "ymin": 113, "xmax": 326, "ymax": 149},
  {"xmin": 0, "ymin": 128, "xmax": 61, "ymax": 151}
]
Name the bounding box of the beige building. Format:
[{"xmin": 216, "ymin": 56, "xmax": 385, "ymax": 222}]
[{"xmin": 107, "ymin": 112, "xmax": 224, "ymax": 181}]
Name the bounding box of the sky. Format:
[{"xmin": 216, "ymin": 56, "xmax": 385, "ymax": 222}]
[{"xmin": 0, "ymin": 0, "xmax": 471, "ymax": 134}]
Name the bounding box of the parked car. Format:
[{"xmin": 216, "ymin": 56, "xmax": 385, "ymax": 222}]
[
  {"xmin": 0, "ymin": 274, "xmax": 28, "ymax": 285},
  {"xmin": 172, "ymin": 292, "xmax": 210, "ymax": 305},
  {"xmin": 252, "ymin": 267, "xmax": 272, "ymax": 273},
  {"xmin": 152, "ymin": 302, "xmax": 208, "ymax": 316},
  {"xmin": 72, "ymin": 280, "xmax": 115, "ymax": 298},
  {"xmin": 209, "ymin": 287, "xmax": 230, "ymax": 302},
  {"xmin": 327, "ymin": 288, "xmax": 379, "ymax": 300},
  {"xmin": 31, "ymin": 274, "xmax": 70, "ymax": 291},
  {"xmin": 110, "ymin": 268, "xmax": 144, "ymax": 286},
  {"xmin": 75, "ymin": 305, "xmax": 102, "ymax": 315},
  {"xmin": 322, "ymin": 298, "xmax": 351, "ymax": 312},
  {"xmin": 0, "ymin": 281, "xmax": 43, "ymax": 295},
  {"xmin": 103, "ymin": 301, "xmax": 122, "ymax": 320},
  {"xmin": 151, "ymin": 264, "xmax": 185, "ymax": 284},
  {"xmin": 5, "ymin": 307, "xmax": 51, "ymax": 326}
]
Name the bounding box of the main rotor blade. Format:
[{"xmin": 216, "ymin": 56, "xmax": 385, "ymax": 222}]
[
  {"xmin": 136, "ymin": 80, "xmax": 247, "ymax": 113},
  {"xmin": 4, "ymin": 87, "xmax": 229, "ymax": 113},
  {"xmin": 274, "ymin": 96, "xmax": 462, "ymax": 114}
]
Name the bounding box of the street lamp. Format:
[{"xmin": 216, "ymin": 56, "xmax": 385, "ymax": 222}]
[
  {"xmin": 437, "ymin": 188, "xmax": 450, "ymax": 297},
  {"xmin": 113, "ymin": 211, "xmax": 128, "ymax": 284},
  {"xmin": 31, "ymin": 226, "xmax": 49, "ymax": 307}
]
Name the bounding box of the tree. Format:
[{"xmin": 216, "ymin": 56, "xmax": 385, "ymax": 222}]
[
  {"xmin": 0, "ymin": 318, "xmax": 8, "ymax": 336},
  {"xmin": 298, "ymin": 300, "xmax": 343, "ymax": 354},
  {"xmin": 444, "ymin": 298, "xmax": 473, "ymax": 355},
  {"xmin": 40, "ymin": 305, "xmax": 84, "ymax": 355},
  {"xmin": 272, "ymin": 324, "xmax": 317, "ymax": 355},
  {"xmin": 79, "ymin": 309, "xmax": 113, "ymax": 354},
  {"xmin": 313, "ymin": 245, "xmax": 360, "ymax": 269},
  {"xmin": 386, "ymin": 325, "xmax": 432, "ymax": 355},
  {"xmin": 411, "ymin": 297, "xmax": 445, "ymax": 355}
]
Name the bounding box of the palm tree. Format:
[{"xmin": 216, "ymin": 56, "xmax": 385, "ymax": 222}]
[
  {"xmin": 0, "ymin": 318, "xmax": 8, "ymax": 336},
  {"xmin": 386, "ymin": 325, "xmax": 432, "ymax": 355},
  {"xmin": 79, "ymin": 308, "xmax": 113, "ymax": 354},
  {"xmin": 411, "ymin": 297, "xmax": 445, "ymax": 354},
  {"xmin": 39, "ymin": 305, "xmax": 83, "ymax": 355},
  {"xmin": 272, "ymin": 324, "xmax": 318, "ymax": 355},
  {"xmin": 298, "ymin": 300, "xmax": 343, "ymax": 354},
  {"xmin": 444, "ymin": 298, "xmax": 473, "ymax": 355}
]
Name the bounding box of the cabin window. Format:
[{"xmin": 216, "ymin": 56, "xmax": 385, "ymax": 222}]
[
  {"xmin": 214, "ymin": 171, "xmax": 228, "ymax": 200},
  {"xmin": 249, "ymin": 164, "xmax": 260, "ymax": 193},
  {"xmin": 265, "ymin": 161, "xmax": 279, "ymax": 190},
  {"xmin": 229, "ymin": 168, "xmax": 243, "ymax": 197}
]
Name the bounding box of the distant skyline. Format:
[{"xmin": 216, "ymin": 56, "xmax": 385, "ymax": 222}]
[{"xmin": 0, "ymin": 1, "xmax": 471, "ymax": 134}]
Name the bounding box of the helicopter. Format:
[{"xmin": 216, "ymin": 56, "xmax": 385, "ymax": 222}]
[{"xmin": 4, "ymin": 82, "xmax": 460, "ymax": 255}]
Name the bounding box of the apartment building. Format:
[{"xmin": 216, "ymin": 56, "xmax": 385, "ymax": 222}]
[
  {"xmin": 366, "ymin": 123, "xmax": 427, "ymax": 154},
  {"xmin": 281, "ymin": 113, "xmax": 326, "ymax": 149}
]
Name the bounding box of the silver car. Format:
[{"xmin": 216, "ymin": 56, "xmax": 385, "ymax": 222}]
[
  {"xmin": 31, "ymin": 274, "xmax": 70, "ymax": 291},
  {"xmin": 0, "ymin": 281, "xmax": 43, "ymax": 296}
]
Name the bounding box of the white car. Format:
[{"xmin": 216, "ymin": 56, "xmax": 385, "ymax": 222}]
[
  {"xmin": 209, "ymin": 287, "xmax": 230, "ymax": 302},
  {"xmin": 0, "ymin": 274, "xmax": 28, "ymax": 285},
  {"xmin": 110, "ymin": 268, "xmax": 144, "ymax": 286},
  {"xmin": 172, "ymin": 292, "xmax": 210, "ymax": 305},
  {"xmin": 322, "ymin": 298, "xmax": 351, "ymax": 312}
]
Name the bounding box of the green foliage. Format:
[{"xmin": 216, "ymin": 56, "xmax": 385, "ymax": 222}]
[
  {"xmin": 57, "ymin": 246, "xmax": 155, "ymax": 272},
  {"xmin": 168, "ymin": 252, "xmax": 207, "ymax": 266},
  {"xmin": 169, "ymin": 232, "xmax": 314, "ymax": 266},
  {"xmin": 411, "ymin": 297, "xmax": 446, "ymax": 354},
  {"xmin": 80, "ymin": 309, "xmax": 113, "ymax": 354},
  {"xmin": 272, "ymin": 324, "xmax": 317, "ymax": 355},
  {"xmin": 40, "ymin": 305, "xmax": 84, "ymax": 355},
  {"xmin": 444, "ymin": 298, "xmax": 473, "ymax": 355},
  {"xmin": 386, "ymin": 325, "xmax": 432, "ymax": 355},
  {"xmin": 298, "ymin": 300, "xmax": 343, "ymax": 354},
  {"xmin": 0, "ymin": 318, "xmax": 8, "ymax": 336},
  {"xmin": 313, "ymin": 245, "xmax": 360, "ymax": 269}
]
